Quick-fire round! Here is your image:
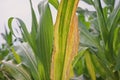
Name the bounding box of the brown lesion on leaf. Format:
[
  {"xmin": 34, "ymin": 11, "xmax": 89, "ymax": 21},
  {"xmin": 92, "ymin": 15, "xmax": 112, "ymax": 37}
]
[
  {"xmin": 50, "ymin": 0, "xmax": 79, "ymax": 80},
  {"xmin": 62, "ymin": 14, "xmax": 79, "ymax": 80}
]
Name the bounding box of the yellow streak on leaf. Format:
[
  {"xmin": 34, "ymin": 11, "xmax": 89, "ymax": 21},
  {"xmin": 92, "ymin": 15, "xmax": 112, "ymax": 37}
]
[
  {"xmin": 62, "ymin": 14, "xmax": 79, "ymax": 80},
  {"xmin": 85, "ymin": 51, "xmax": 96, "ymax": 80},
  {"xmin": 50, "ymin": 0, "xmax": 79, "ymax": 80}
]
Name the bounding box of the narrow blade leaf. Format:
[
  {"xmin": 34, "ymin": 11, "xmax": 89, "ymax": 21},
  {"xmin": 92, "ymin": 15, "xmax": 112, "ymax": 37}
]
[
  {"xmin": 49, "ymin": 0, "xmax": 59, "ymax": 9},
  {"xmin": 50, "ymin": 0, "xmax": 79, "ymax": 80},
  {"xmin": 84, "ymin": 50, "xmax": 96, "ymax": 80},
  {"xmin": 37, "ymin": 1, "xmax": 53, "ymax": 80},
  {"xmin": 2, "ymin": 60, "xmax": 32, "ymax": 80}
]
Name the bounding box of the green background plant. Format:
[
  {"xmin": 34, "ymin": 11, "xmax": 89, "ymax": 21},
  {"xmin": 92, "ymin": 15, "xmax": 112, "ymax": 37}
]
[{"xmin": 74, "ymin": 0, "xmax": 120, "ymax": 80}]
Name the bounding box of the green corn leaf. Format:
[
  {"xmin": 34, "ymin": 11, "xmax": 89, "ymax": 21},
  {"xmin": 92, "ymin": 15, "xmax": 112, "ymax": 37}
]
[
  {"xmin": 8, "ymin": 17, "xmax": 16, "ymax": 37},
  {"xmin": 6, "ymin": 33, "xmax": 12, "ymax": 46},
  {"xmin": 14, "ymin": 43, "xmax": 40, "ymax": 80},
  {"xmin": 93, "ymin": 0, "xmax": 115, "ymax": 63},
  {"xmin": 8, "ymin": 18, "xmax": 31, "ymax": 46},
  {"xmin": 29, "ymin": 0, "xmax": 38, "ymax": 34},
  {"xmin": 91, "ymin": 53, "xmax": 112, "ymax": 79},
  {"xmin": 103, "ymin": 0, "xmax": 115, "ymax": 11},
  {"xmin": 103, "ymin": 7, "xmax": 108, "ymax": 21},
  {"xmin": 115, "ymin": 47, "xmax": 120, "ymax": 71},
  {"xmin": 36, "ymin": 1, "xmax": 53, "ymax": 80},
  {"xmin": 73, "ymin": 47, "xmax": 88, "ymax": 76},
  {"xmin": 77, "ymin": 10, "xmax": 100, "ymax": 49},
  {"xmin": 0, "ymin": 48, "xmax": 9, "ymax": 61},
  {"xmin": 103, "ymin": 0, "xmax": 115, "ymax": 6},
  {"xmin": 29, "ymin": 0, "xmax": 38, "ymax": 52},
  {"xmin": 2, "ymin": 60, "xmax": 32, "ymax": 80},
  {"xmin": 107, "ymin": 1, "xmax": 120, "ymax": 44},
  {"xmin": 11, "ymin": 47, "xmax": 21, "ymax": 63},
  {"xmin": 14, "ymin": 18, "xmax": 37, "ymax": 54},
  {"xmin": 105, "ymin": 1, "xmax": 120, "ymax": 63},
  {"xmin": 84, "ymin": 50, "xmax": 96, "ymax": 80},
  {"xmin": 107, "ymin": 1, "xmax": 120, "ymax": 31},
  {"xmin": 114, "ymin": 26, "xmax": 120, "ymax": 71},
  {"xmin": 113, "ymin": 26, "xmax": 120, "ymax": 53},
  {"xmin": 15, "ymin": 18, "xmax": 31, "ymax": 43},
  {"xmin": 49, "ymin": 0, "xmax": 59, "ymax": 9},
  {"xmin": 94, "ymin": 0, "xmax": 108, "ymax": 45},
  {"xmin": 2, "ymin": 27, "xmax": 13, "ymax": 46},
  {"xmin": 79, "ymin": 22, "xmax": 100, "ymax": 48},
  {"xmin": 82, "ymin": 0, "xmax": 93, "ymax": 5},
  {"xmin": 73, "ymin": 47, "xmax": 88, "ymax": 67}
]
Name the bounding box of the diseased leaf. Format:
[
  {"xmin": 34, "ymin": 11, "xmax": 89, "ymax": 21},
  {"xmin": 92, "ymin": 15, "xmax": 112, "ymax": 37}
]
[
  {"xmin": 62, "ymin": 15, "xmax": 79, "ymax": 80},
  {"xmin": 50, "ymin": 0, "xmax": 79, "ymax": 80}
]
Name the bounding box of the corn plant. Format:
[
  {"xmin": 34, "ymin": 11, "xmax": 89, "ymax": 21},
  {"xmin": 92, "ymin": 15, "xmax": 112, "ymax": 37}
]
[
  {"xmin": 1, "ymin": 0, "xmax": 80, "ymax": 80},
  {"xmin": 0, "ymin": 27, "xmax": 14, "ymax": 80},
  {"xmin": 73, "ymin": 0, "xmax": 120, "ymax": 80}
]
